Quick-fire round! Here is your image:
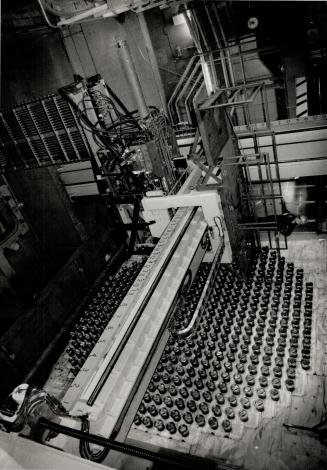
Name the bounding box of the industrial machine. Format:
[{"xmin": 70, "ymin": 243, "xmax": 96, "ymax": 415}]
[
  {"xmin": 59, "ymin": 54, "xmax": 179, "ymax": 197},
  {"xmin": 58, "ymin": 45, "xmax": 182, "ymax": 254},
  {"xmin": 0, "ymin": 48, "xmax": 323, "ymax": 470},
  {"xmin": 2, "ymin": 2, "xmax": 327, "ymax": 468},
  {"xmin": 0, "ymin": 81, "xmax": 257, "ymax": 468}
]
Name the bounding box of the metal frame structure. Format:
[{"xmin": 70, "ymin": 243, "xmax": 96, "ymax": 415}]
[
  {"xmin": 142, "ymin": 166, "xmax": 230, "ymax": 262},
  {"xmin": 224, "ymin": 152, "xmax": 286, "ymax": 252},
  {"xmin": 198, "ymin": 81, "xmax": 271, "ymax": 129},
  {"xmin": 194, "ymin": 84, "xmax": 285, "ymax": 253}
]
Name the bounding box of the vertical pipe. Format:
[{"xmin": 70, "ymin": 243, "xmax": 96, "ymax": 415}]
[
  {"xmin": 175, "ymin": 62, "xmax": 200, "ymax": 122},
  {"xmin": 204, "ymin": 3, "xmax": 229, "ymax": 88},
  {"xmin": 239, "ymin": 44, "xmax": 247, "ymax": 84},
  {"xmin": 185, "ymin": 70, "xmax": 203, "ymax": 123},
  {"xmin": 262, "ymin": 84, "xmax": 271, "ymax": 128},
  {"xmin": 183, "ymin": 10, "xmax": 212, "ymax": 95},
  {"xmin": 117, "ymin": 40, "xmax": 149, "ymax": 119},
  {"xmin": 192, "ymin": 8, "xmax": 217, "ymax": 90},
  {"xmin": 183, "ymin": 11, "xmax": 201, "ymax": 52},
  {"xmin": 138, "ymin": 12, "xmax": 167, "ymax": 114},
  {"xmin": 264, "ymin": 152, "xmax": 278, "ymax": 228},
  {"xmin": 200, "ymin": 57, "xmax": 214, "ymax": 95},
  {"xmin": 253, "ymin": 134, "xmax": 268, "ymax": 219},
  {"xmin": 212, "ymin": 4, "xmax": 235, "ymax": 86},
  {"xmin": 168, "ymin": 56, "xmax": 196, "ymax": 124},
  {"xmin": 271, "ymin": 132, "xmax": 282, "ymax": 195}
]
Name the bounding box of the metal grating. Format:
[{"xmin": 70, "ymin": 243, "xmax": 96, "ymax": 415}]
[{"xmin": 0, "ymin": 95, "xmax": 91, "ymax": 173}]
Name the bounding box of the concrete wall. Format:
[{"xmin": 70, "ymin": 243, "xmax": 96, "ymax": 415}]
[
  {"xmin": 5, "ymin": 168, "xmax": 85, "ymax": 275},
  {"xmin": 0, "ymin": 167, "xmax": 87, "ymax": 340},
  {"xmin": 145, "ymin": 8, "xmax": 195, "ymax": 100},
  {"xmin": 62, "ymin": 13, "xmax": 164, "ymax": 111},
  {"xmin": 2, "ymin": 30, "xmax": 73, "ymax": 107},
  {"xmin": 2, "ymin": 12, "xmax": 165, "ymax": 112}
]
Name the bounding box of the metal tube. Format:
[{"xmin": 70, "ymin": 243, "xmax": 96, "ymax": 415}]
[
  {"xmin": 168, "ymin": 56, "xmax": 197, "ymax": 123},
  {"xmin": 185, "ymin": 70, "xmax": 203, "ymax": 123},
  {"xmin": 191, "ymin": 10, "xmax": 218, "ymax": 90},
  {"xmin": 192, "ymin": 9, "xmax": 209, "ymax": 51},
  {"xmin": 138, "ymin": 12, "xmax": 167, "ymax": 114},
  {"xmin": 204, "ymin": 4, "xmax": 229, "ymax": 88},
  {"xmin": 183, "ymin": 11, "xmax": 202, "ymax": 52},
  {"xmin": 175, "ymin": 62, "xmax": 201, "ymax": 122},
  {"xmin": 262, "ymin": 84, "xmax": 271, "ymax": 128},
  {"xmin": 117, "ymin": 40, "xmax": 148, "ymax": 119},
  {"xmin": 212, "ymin": 4, "xmax": 235, "ymax": 86},
  {"xmin": 199, "ymin": 99, "xmax": 258, "ymax": 111},
  {"xmin": 192, "ymin": 81, "xmax": 205, "ymax": 112},
  {"xmin": 36, "ymin": 0, "xmax": 60, "ymax": 28},
  {"xmin": 225, "ymin": 48, "xmax": 236, "ymax": 86}
]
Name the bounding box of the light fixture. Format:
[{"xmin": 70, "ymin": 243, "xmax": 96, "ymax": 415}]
[
  {"xmin": 247, "ymin": 17, "xmax": 259, "ymax": 30},
  {"xmin": 172, "ymin": 13, "xmax": 186, "ymax": 26}
]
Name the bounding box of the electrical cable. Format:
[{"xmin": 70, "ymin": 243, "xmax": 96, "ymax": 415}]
[
  {"xmin": 60, "ymin": 79, "xmax": 176, "ymax": 193},
  {"xmin": 38, "ymin": 417, "xmax": 205, "ymax": 469},
  {"xmin": 36, "ymin": 0, "xmax": 60, "ymax": 28},
  {"xmin": 214, "ymin": 215, "xmax": 224, "ymax": 238}
]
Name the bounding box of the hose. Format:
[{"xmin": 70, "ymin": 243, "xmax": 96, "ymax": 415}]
[
  {"xmin": 37, "ymin": 417, "xmax": 209, "ymax": 469},
  {"xmin": 36, "ymin": 0, "xmax": 60, "ymax": 28}
]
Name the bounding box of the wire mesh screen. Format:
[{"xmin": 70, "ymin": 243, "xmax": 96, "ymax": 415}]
[{"xmin": 0, "ymin": 95, "xmax": 91, "ymax": 173}]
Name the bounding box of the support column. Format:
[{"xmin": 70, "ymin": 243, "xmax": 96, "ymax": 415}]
[
  {"xmin": 117, "ymin": 40, "xmax": 149, "ymax": 119},
  {"xmin": 138, "ymin": 12, "xmax": 167, "ymax": 114}
]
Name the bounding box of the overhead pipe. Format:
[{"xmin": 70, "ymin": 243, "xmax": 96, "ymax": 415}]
[
  {"xmin": 168, "ymin": 56, "xmax": 197, "ymax": 124},
  {"xmin": 212, "ymin": 3, "xmax": 235, "ymax": 86},
  {"xmin": 117, "ymin": 40, "xmax": 149, "ymax": 119},
  {"xmin": 175, "ymin": 60, "xmax": 201, "ymax": 122}
]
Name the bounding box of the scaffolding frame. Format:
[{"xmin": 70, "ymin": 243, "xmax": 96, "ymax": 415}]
[{"xmin": 196, "ymin": 83, "xmax": 286, "ymax": 254}]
